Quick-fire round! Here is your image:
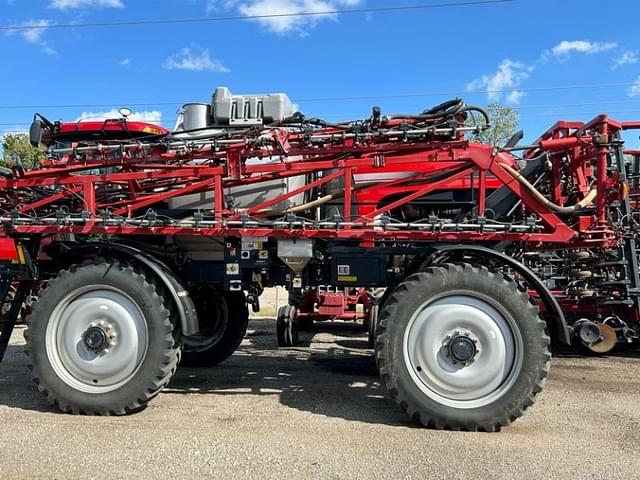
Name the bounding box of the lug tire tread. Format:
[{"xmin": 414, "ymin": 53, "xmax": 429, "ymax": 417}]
[
  {"xmin": 375, "ymin": 262, "xmax": 550, "ymax": 431},
  {"xmin": 24, "ymin": 259, "xmax": 181, "ymax": 415}
]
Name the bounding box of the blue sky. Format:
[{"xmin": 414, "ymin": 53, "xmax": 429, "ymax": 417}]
[{"xmin": 1, "ymin": 0, "xmax": 640, "ymax": 147}]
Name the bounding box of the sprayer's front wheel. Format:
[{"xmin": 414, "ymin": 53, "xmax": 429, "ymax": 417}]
[
  {"xmin": 376, "ymin": 263, "xmax": 550, "ymax": 431},
  {"xmin": 25, "ymin": 260, "xmax": 181, "ymax": 415}
]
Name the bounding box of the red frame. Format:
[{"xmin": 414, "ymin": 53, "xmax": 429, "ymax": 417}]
[{"xmin": 0, "ymin": 114, "xmax": 635, "ymax": 251}]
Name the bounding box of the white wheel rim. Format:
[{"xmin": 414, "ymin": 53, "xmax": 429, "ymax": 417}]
[
  {"xmin": 45, "ymin": 285, "xmax": 149, "ymax": 394},
  {"xmin": 403, "ymin": 293, "xmax": 523, "ymax": 409}
]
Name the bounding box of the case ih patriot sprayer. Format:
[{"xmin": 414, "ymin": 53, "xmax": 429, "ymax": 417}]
[{"xmin": 0, "ymin": 87, "xmax": 638, "ymax": 431}]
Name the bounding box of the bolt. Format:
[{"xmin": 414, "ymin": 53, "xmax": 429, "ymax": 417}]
[
  {"xmin": 108, "ymin": 341, "xmax": 116, "ymax": 348},
  {"xmin": 463, "ymin": 331, "xmax": 470, "ymax": 337},
  {"xmin": 454, "ymin": 330, "xmax": 460, "ymax": 336}
]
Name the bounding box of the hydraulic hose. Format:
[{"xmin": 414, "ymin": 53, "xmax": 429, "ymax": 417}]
[
  {"xmin": 285, "ymin": 193, "xmax": 336, "ymax": 213},
  {"xmin": 457, "ymin": 106, "xmax": 490, "ymax": 129},
  {"xmin": 499, "ymin": 163, "xmax": 597, "ymax": 215}
]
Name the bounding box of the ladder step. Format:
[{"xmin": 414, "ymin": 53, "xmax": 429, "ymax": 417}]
[
  {"xmin": 597, "ymin": 280, "xmax": 631, "ymax": 286},
  {"xmin": 595, "ymin": 261, "xmax": 629, "ymax": 267},
  {"xmin": 602, "ymin": 300, "xmax": 635, "ymax": 306}
]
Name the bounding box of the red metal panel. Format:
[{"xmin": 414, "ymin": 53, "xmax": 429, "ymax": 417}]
[{"xmin": 0, "ymin": 238, "xmax": 18, "ymax": 261}]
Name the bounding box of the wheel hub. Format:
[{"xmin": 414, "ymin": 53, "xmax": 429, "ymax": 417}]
[
  {"xmin": 445, "ymin": 332, "xmax": 478, "ymax": 365},
  {"xmin": 83, "ymin": 326, "xmax": 109, "ymax": 352},
  {"xmin": 82, "ymin": 319, "xmax": 117, "ymax": 354}
]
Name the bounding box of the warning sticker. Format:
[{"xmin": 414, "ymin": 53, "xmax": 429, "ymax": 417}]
[{"xmin": 337, "ymin": 275, "xmax": 358, "ymax": 282}]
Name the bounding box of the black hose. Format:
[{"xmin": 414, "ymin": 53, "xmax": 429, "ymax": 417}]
[
  {"xmin": 457, "ymin": 106, "xmax": 490, "ymax": 127},
  {"xmin": 421, "ymin": 98, "xmax": 464, "ymax": 116}
]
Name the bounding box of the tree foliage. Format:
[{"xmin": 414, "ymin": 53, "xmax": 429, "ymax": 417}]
[
  {"xmin": 1, "ymin": 133, "xmax": 45, "ymax": 170},
  {"xmin": 470, "ymin": 102, "xmax": 520, "ymax": 147}
]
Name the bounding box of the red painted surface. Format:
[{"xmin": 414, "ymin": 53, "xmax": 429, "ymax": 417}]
[
  {"xmin": 0, "ymin": 113, "xmax": 634, "ymax": 252},
  {"xmin": 0, "ymin": 238, "xmax": 18, "ymax": 261}
]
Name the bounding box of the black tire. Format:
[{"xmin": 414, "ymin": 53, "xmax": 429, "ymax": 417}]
[
  {"xmin": 290, "ymin": 290, "xmax": 314, "ymax": 331},
  {"xmin": 24, "ymin": 260, "xmax": 181, "ymax": 415},
  {"xmin": 297, "ymin": 315, "xmax": 314, "ymax": 331},
  {"xmin": 367, "ymin": 304, "xmax": 379, "ymax": 348},
  {"xmin": 276, "ymin": 305, "xmax": 298, "ymax": 347},
  {"xmin": 376, "ymin": 263, "xmax": 550, "ymax": 431},
  {"xmin": 183, "ymin": 292, "xmax": 248, "ymax": 367}
]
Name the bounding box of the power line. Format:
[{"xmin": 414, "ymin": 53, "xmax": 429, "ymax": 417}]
[
  {"xmin": 1, "ymin": 82, "xmax": 637, "ymax": 111},
  {"xmin": 6, "ymin": 108, "xmax": 640, "ymax": 128},
  {"xmin": 295, "ymin": 82, "xmax": 640, "ymax": 102},
  {"xmin": 0, "ymin": 0, "xmax": 513, "ymax": 32}
]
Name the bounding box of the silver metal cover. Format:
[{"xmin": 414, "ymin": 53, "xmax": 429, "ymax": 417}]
[{"xmin": 212, "ymin": 86, "xmax": 296, "ymax": 126}]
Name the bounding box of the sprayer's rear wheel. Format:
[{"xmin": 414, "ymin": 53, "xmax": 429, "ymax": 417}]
[
  {"xmin": 376, "ymin": 263, "xmax": 550, "ymax": 431},
  {"xmin": 183, "ymin": 292, "xmax": 248, "ymax": 367},
  {"xmin": 25, "ymin": 260, "xmax": 181, "ymax": 415}
]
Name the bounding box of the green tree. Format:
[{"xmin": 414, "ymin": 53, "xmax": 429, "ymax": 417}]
[
  {"xmin": 470, "ymin": 102, "xmax": 520, "ymax": 147},
  {"xmin": 2, "ymin": 133, "xmax": 45, "ymax": 169}
]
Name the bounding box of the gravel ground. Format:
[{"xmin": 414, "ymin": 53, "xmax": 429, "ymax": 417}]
[{"xmin": 0, "ymin": 320, "xmax": 639, "ymax": 480}]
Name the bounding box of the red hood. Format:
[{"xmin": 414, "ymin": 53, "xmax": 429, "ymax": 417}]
[{"xmin": 42, "ymin": 118, "xmax": 169, "ymax": 145}]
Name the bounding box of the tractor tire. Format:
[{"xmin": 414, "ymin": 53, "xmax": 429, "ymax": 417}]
[
  {"xmin": 375, "ymin": 263, "xmax": 550, "ymax": 431},
  {"xmin": 24, "ymin": 260, "xmax": 181, "ymax": 415},
  {"xmin": 367, "ymin": 304, "xmax": 379, "ymax": 348},
  {"xmin": 183, "ymin": 292, "xmax": 249, "ymax": 367},
  {"xmin": 276, "ymin": 305, "xmax": 298, "ymax": 347}
]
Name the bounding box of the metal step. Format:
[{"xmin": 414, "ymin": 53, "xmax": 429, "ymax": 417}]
[
  {"xmin": 595, "ymin": 260, "xmax": 629, "ymax": 267},
  {"xmin": 602, "ymin": 299, "xmax": 636, "ymax": 306},
  {"xmin": 596, "ymin": 280, "xmax": 632, "ymax": 286}
]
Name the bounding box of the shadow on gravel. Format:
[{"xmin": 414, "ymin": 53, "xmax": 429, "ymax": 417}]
[
  {"xmin": 166, "ymin": 319, "xmax": 412, "ymax": 427},
  {"xmin": 0, "ymin": 344, "xmax": 54, "ymax": 413},
  {"xmin": 551, "ymin": 342, "xmax": 640, "ymax": 359},
  {"xmin": 0, "ymin": 321, "xmax": 407, "ymax": 425}
]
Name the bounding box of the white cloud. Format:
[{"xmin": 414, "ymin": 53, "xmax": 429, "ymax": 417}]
[
  {"xmin": 164, "ymin": 46, "xmax": 230, "ymax": 72},
  {"xmin": 208, "ymin": 0, "xmax": 364, "ymax": 34},
  {"xmin": 506, "ymin": 90, "xmax": 524, "ymax": 104},
  {"xmin": 5, "ymin": 19, "xmax": 52, "ymax": 44},
  {"xmin": 41, "ymin": 43, "xmax": 58, "ymax": 55},
  {"xmin": 1, "ymin": 128, "xmax": 28, "ymax": 137},
  {"xmin": 4, "ymin": 19, "xmax": 58, "ymax": 54},
  {"xmin": 612, "ymin": 50, "xmax": 638, "ymax": 70},
  {"xmin": 119, "ymin": 58, "xmax": 131, "ymax": 66},
  {"xmin": 466, "ymin": 59, "xmax": 532, "ymax": 104},
  {"xmin": 76, "ymin": 110, "xmax": 162, "ymax": 123},
  {"xmin": 550, "ymin": 40, "xmax": 617, "ymax": 58},
  {"xmin": 629, "ymin": 76, "xmax": 640, "ymax": 98},
  {"xmin": 49, "ymin": 0, "xmax": 124, "ymax": 9}
]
